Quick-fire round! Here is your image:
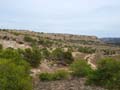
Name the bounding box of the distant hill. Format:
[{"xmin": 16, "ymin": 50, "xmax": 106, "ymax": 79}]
[
  {"xmin": 101, "ymin": 38, "xmax": 120, "ymax": 45},
  {"xmin": 0, "ymin": 29, "xmax": 119, "ymax": 53},
  {"xmin": 0, "ymin": 29, "xmax": 102, "ymax": 49}
]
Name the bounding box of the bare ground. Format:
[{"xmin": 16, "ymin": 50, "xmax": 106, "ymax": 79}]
[{"xmin": 34, "ymin": 78, "xmax": 106, "ymax": 90}]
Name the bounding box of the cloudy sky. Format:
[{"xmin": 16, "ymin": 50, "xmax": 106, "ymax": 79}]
[{"xmin": 0, "ymin": 0, "xmax": 120, "ymax": 37}]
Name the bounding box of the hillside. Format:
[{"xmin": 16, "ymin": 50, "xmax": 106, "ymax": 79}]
[
  {"xmin": 0, "ymin": 29, "xmax": 120, "ymax": 71},
  {"xmin": 0, "ymin": 29, "xmax": 114, "ymax": 48},
  {"xmin": 0, "ymin": 29, "xmax": 120, "ymax": 90},
  {"xmin": 0, "ymin": 29, "xmax": 120, "ymax": 54}
]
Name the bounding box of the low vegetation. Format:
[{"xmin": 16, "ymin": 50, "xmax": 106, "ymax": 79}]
[
  {"xmin": 39, "ymin": 70, "xmax": 69, "ymax": 81},
  {"xmin": 24, "ymin": 36, "xmax": 36, "ymax": 43},
  {"xmin": 78, "ymin": 46, "xmax": 96, "ymax": 54},
  {"xmin": 39, "ymin": 57, "xmax": 120, "ymax": 90},
  {"xmin": 51, "ymin": 48, "xmax": 74, "ymax": 65},
  {"xmin": 41, "ymin": 48, "xmax": 51, "ymax": 59},
  {"xmin": 70, "ymin": 60, "xmax": 93, "ymax": 77},
  {"xmin": 0, "ymin": 48, "xmax": 23, "ymax": 61},
  {"xmin": 38, "ymin": 38, "xmax": 53, "ymax": 47},
  {"xmin": 102, "ymin": 49, "xmax": 116, "ymax": 55},
  {"xmin": 0, "ymin": 44, "xmax": 3, "ymax": 50},
  {"xmin": 22, "ymin": 47, "xmax": 42, "ymax": 68},
  {"xmin": 39, "ymin": 60, "xmax": 93, "ymax": 81},
  {"xmin": 24, "ymin": 36, "xmax": 37, "ymax": 46},
  {"xmin": 0, "ymin": 49, "xmax": 32, "ymax": 90},
  {"xmin": 87, "ymin": 58, "xmax": 120, "ymax": 90},
  {"xmin": 0, "ymin": 46, "xmax": 120, "ymax": 90},
  {"xmin": 0, "ymin": 30, "xmax": 120, "ymax": 90}
]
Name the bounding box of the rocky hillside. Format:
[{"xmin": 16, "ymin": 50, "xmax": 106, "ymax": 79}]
[
  {"xmin": 0, "ymin": 29, "xmax": 120, "ymax": 54},
  {"xmin": 0, "ymin": 29, "xmax": 120, "ymax": 90},
  {"xmin": 0, "ymin": 29, "xmax": 120, "ymax": 64},
  {"xmin": 0, "ymin": 29, "xmax": 107, "ymax": 49}
]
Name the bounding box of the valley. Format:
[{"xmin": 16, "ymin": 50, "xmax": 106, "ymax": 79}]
[{"xmin": 0, "ymin": 29, "xmax": 120, "ymax": 90}]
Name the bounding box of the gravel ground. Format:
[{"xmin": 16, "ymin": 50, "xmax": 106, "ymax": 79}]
[{"xmin": 34, "ymin": 78, "xmax": 106, "ymax": 90}]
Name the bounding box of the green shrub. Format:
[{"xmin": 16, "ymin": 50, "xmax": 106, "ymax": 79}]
[
  {"xmin": 38, "ymin": 39, "xmax": 53, "ymax": 47},
  {"xmin": 39, "ymin": 72, "xmax": 54, "ymax": 81},
  {"xmin": 0, "ymin": 59, "xmax": 32, "ymax": 90},
  {"xmin": 11, "ymin": 32, "xmax": 20, "ymax": 36},
  {"xmin": 51, "ymin": 48, "xmax": 74, "ymax": 65},
  {"xmin": 23, "ymin": 48, "xmax": 42, "ymax": 67},
  {"xmin": 0, "ymin": 44, "xmax": 3, "ymax": 50},
  {"xmin": 51, "ymin": 48, "xmax": 64, "ymax": 60},
  {"xmin": 0, "ymin": 48, "xmax": 32, "ymax": 90},
  {"xmin": 102, "ymin": 49, "xmax": 116, "ymax": 55},
  {"xmin": 78, "ymin": 46, "xmax": 96, "ymax": 54},
  {"xmin": 24, "ymin": 36, "xmax": 37, "ymax": 46},
  {"xmin": 24, "ymin": 36, "xmax": 34, "ymax": 42},
  {"xmin": 54, "ymin": 70, "xmax": 69, "ymax": 80},
  {"xmin": 87, "ymin": 58, "xmax": 120, "ymax": 90},
  {"xmin": 64, "ymin": 51, "xmax": 74, "ymax": 64},
  {"xmin": 0, "ymin": 49, "xmax": 23, "ymax": 62},
  {"xmin": 70, "ymin": 60, "xmax": 93, "ymax": 77},
  {"xmin": 41, "ymin": 48, "xmax": 51, "ymax": 59},
  {"xmin": 39, "ymin": 70, "xmax": 69, "ymax": 81}
]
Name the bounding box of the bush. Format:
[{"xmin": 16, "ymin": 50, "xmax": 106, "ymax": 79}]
[
  {"xmin": 39, "ymin": 70, "xmax": 69, "ymax": 81},
  {"xmin": 0, "ymin": 48, "xmax": 23, "ymax": 62},
  {"xmin": 51, "ymin": 48, "xmax": 74, "ymax": 65},
  {"xmin": 0, "ymin": 48, "xmax": 32, "ymax": 90},
  {"xmin": 87, "ymin": 58, "xmax": 120, "ymax": 90},
  {"xmin": 70, "ymin": 60, "xmax": 93, "ymax": 77},
  {"xmin": 0, "ymin": 44, "xmax": 3, "ymax": 50},
  {"xmin": 24, "ymin": 36, "xmax": 35, "ymax": 42},
  {"xmin": 38, "ymin": 39, "xmax": 53, "ymax": 47},
  {"xmin": 51, "ymin": 48, "xmax": 64, "ymax": 60},
  {"xmin": 23, "ymin": 48, "xmax": 42, "ymax": 67},
  {"xmin": 78, "ymin": 46, "xmax": 96, "ymax": 54},
  {"xmin": 0, "ymin": 59, "xmax": 32, "ymax": 90},
  {"xmin": 41, "ymin": 48, "xmax": 51, "ymax": 59},
  {"xmin": 39, "ymin": 72, "xmax": 54, "ymax": 81},
  {"xmin": 54, "ymin": 70, "xmax": 69, "ymax": 80},
  {"xmin": 24, "ymin": 36, "xmax": 37, "ymax": 46},
  {"xmin": 102, "ymin": 49, "xmax": 116, "ymax": 55},
  {"xmin": 64, "ymin": 51, "xmax": 74, "ymax": 64}
]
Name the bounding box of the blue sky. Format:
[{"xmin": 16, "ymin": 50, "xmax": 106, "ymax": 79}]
[{"xmin": 0, "ymin": 0, "xmax": 120, "ymax": 37}]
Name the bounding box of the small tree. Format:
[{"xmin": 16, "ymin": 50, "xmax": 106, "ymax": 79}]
[
  {"xmin": 23, "ymin": 48, "xmax": 42, "ymax": 67},
  {"xmin": 41, "ymin": 48, "xmax": 50, "ymax": 59},
  {"xmin": 0, "ymin": 48, "xmax": 23, "ymax": 62},
  {"xmin": 64, "ymin": 51, "xmax": 74, "ymax": 64},
  {"xmin": 0, "ymin": 59, "xmax": 32, "ymax": 90},
  {"xmin": 87, "ymin": 58, "xmax": 120, "ymax": 90},
  {"xmin": 51, "ymin": 48, "xmax": 64, "ymax": 60},
  {"xmin": 24, "ymin": 36, "xmax": 37, "ymax": 46},
  {"xmin": 70, "ymin": 60, "xmax": 93, "ymax": 77},
  {"xmin": 51, "ymin": 48, "xmax": 74, "ymax": 65}
]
